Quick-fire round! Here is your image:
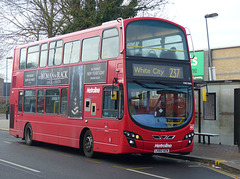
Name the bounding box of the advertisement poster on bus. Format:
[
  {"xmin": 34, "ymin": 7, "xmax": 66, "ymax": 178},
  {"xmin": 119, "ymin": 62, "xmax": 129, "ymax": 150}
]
[
  {"xmin": 23, "ymin": 68, "xmax": 70, "ymax": 86},
  {"xmin": 68, "ymin": 65, "xmax": 84, "ymax": 118}
]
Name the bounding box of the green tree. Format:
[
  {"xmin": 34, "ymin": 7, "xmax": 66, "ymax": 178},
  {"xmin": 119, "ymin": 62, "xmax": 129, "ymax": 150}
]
[
  {"xmin": 61, "ymin": 0, "xmax": 169, "ymax": 33},
  {"xmin": 97, "ymin": 0, "xmax": 139, "ymax": 23},
  {"xmin": 61, "ymin": 0, "xmax": 98, "ymax": 34}
]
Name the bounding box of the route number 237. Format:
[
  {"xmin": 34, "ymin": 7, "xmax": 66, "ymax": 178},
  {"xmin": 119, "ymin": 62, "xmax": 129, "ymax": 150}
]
[{"xmin": 169, "ymin": 68, "xmax": 180, "ymax": 78}]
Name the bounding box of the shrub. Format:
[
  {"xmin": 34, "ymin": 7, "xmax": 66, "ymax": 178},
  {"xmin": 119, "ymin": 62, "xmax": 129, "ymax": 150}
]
[{"xmin": 0, "ymin": 103, "xmax": 9, "ymax": 114}]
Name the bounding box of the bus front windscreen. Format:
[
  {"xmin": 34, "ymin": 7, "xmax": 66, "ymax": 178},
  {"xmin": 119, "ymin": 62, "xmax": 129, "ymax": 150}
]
[
  {"xmin": 128, "ymin": 81, "xmax": 193, "ymax": 130},
  {"xmin": 126, "ymin": 20, "xmax": 189, "ymax": 61}
]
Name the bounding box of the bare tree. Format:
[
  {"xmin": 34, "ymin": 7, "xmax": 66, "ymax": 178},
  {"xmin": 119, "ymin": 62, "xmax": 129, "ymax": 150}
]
[
  {"xmin": 136, "ymin": 0, "xmax": 172, "ymax": 18},
  {"xmin": 0, "ymin": 0, "xmax": 171, "ymax": 55},
  {"xmin": 0, "ymin": 51, "xmax": 5, "ymax": 79},
  {"xmin": 0, "ymin": 0, "xmax": 66, "ymax": 43}
]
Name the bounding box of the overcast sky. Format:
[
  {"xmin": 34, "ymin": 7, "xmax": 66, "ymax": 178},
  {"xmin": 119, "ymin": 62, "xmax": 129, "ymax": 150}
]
[
  {"xmin": 2, "ymin": 0, "xmax": 240, "ymax": 82},
  {"xmin": 166, "ymin": 0, "xmax": 240, "ymax": 51}
]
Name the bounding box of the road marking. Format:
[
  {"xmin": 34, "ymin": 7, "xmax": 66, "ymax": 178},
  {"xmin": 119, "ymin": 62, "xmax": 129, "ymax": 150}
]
[
  {"xmin": 126, "ymin": 169, "xmax": 171, "ymax": 179},
  {"xmin": 19, "ymin": 145, "xmax": 29, "ymax": 148},
  {"xmin": 85, "ymin": 159, "xmax": 101, "ymax": 164},
  {"xmin": 114, "ymin": 166, "xmax": 127, "ymax": 169},
  {"xmin": 59, "ymin": 153, "xmax": 72, "ymax": 158},
  {"xmin": 130, "ymin": 167, "xmax": 153, "ymax": 170},
  {"xmin": 4, "ymin": 141, "xmax": 11, "ymax": 144},
  {"xmin": 37, "ymin": 149, "xmax": 49, "ymax": 152},
  {"xmin": 115, "ymin": 165, "xmax": 170, "ymax": 178},
  {"xmin": 0, "ymin": 159, "xmax": 41, "ymax": 173},
  {"xmin": 206, "ymin": 166, "xmax": 240, "ymax": 179}
]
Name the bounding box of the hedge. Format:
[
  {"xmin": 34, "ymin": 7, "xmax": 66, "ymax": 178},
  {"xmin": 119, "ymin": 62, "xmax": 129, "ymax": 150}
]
[{"xmin": 0, "ymin": 103, "xmax": 9, "ymax": 114}]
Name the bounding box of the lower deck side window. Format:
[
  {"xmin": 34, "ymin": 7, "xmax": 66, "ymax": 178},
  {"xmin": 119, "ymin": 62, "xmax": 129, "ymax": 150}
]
[
  {"xmin": 20, "ymin": 88, "xmax": 68, "ymax": 115},
  {"xmin": 37, "ymin": 89, "xmax": 45, "ymax": 113},
  {"xmin": 46, "ymin": 89, "xmax": 59, "ymax": 114},
  {"xmin": 60, "ymin": 88, "xmax": 68, "ymax": 115},
  {"xmin": 18, "ymin": 91, "xmax": 23, "ymax": 112},
  {"xmin": 24, "ymin": 89, "xmax": 36, "ymax": 113}
]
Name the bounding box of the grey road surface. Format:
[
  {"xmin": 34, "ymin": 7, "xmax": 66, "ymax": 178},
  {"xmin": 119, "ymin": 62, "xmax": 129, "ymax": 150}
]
[{"xmin": 0, "ymin": 131, "xmax": 237, "ymax": 179}]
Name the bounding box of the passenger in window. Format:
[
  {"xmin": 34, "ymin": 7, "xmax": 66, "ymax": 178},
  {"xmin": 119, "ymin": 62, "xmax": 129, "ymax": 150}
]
[
  {"xmin": 160, "ymin": 47, "xmax": 177, "ymax": 59},
  {"xmin": 148, "ymin": 50, "xmax": 158, "ymax": 58},
  {"xmin": 30, "ymin": 100, "xmax": 35, "ymax": 112}
]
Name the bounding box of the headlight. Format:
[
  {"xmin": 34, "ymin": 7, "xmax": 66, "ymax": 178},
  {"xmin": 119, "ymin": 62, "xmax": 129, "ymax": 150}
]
[
  {"xmin": 183, "ymin": 132, "xmax": 194, "ymax": 147},
  {"xmin": 124, "ymin": 131, "xmax": 142, "ymax": 148},
  {"xmin": 184, "ymin": 132, "xmax": 194, "ymax": 140}
]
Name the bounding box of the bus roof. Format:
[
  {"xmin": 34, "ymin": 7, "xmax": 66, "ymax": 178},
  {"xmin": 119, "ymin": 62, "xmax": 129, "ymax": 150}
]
[{"xmin": 15, "ymin": 17, "xmax": 185, "ymax": 49}]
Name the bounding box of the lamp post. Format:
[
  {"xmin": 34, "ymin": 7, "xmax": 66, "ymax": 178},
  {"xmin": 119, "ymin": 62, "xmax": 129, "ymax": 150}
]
[
  {"xmin": 205, "ymin": 13, "xmax": 218, "ymax": 81},
  {"xmin": 6, "ymin": 57, "xmax": 13, "ymax": 104}
]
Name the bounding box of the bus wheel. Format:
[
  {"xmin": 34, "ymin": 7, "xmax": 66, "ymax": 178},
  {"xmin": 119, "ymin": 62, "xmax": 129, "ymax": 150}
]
[
  {"xmin": 83, "ymin": 130, "xmax": 94, "ymax": 158},
  {"xmin": 24, "ymin": 123, "xmax": 34, "ymax": 146}
]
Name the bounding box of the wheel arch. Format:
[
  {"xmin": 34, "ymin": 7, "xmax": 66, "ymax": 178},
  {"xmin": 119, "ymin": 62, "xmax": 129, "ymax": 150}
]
[
  {"xmin": 79, "ymin": 127, "xmax": 90, "ymax": 152},
  {"xmin": 23, "ymin": 122, "xmax": 31, "ymax": 140}
]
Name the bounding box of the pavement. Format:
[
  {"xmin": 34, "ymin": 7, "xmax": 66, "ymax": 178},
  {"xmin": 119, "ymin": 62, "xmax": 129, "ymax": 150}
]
[
  {"xmin": 0, "ymin": 114, "xmax": 9, "ymax": 131},
  {"xmin": 0, "ymin": 114, "xmax": 239, "ymax": 174}
]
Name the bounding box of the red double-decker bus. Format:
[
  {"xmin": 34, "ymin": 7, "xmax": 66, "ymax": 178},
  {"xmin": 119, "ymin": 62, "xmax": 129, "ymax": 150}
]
[{"xmin": 9, "ymin": 17, "xmax": 195, "ymax": 157}]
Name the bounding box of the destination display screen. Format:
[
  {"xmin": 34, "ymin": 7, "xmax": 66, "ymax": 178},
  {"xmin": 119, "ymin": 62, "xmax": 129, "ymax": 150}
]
[
  {"xmin": 126, "ymin": 60, "xmax": 191, "ymax": 82},
  {"xmin": 132, "ymin": 63, "xmax": 183, "ymax": 79}
]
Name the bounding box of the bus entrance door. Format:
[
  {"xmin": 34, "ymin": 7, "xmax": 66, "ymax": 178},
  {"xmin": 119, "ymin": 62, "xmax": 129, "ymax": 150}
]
[
  {"xmin": 83, "ymin": 85, "xmax": 119, "ymax": 153},
  {"xmin": 16, "ymin": 90, "xmax": 24, "ymax": 138}
]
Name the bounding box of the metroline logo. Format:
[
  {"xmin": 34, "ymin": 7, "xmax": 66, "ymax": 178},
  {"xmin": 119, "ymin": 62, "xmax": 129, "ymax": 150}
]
[
  {"xmin": 154, "ymin": 143, "xmax": 172, "ymax": 148},
  {"xmin": 86, "ymin": 87, "xmax": 100, "ymax": 93}
]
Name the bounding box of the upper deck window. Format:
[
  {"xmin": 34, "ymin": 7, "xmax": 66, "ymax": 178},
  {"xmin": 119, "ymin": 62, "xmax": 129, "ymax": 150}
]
[
  {"xmin": 101, "ymin": 28, "xmax": 119, "ymax": 60},
  {"xmin": 82, "ymin": 36, "xmax": 100, "ymax": 62},
  {"xmin": 27, "ymin": 45, "xmax": 39, "ymax": 69},
  {"xmin": 126, "ymin": 20, "xmax": 189, "ymax": 61},
  {"xmin": 39, "ymin": 43, "xmax": 48, "ymax": 68},
  {"xmin": 19, "ymin": 48, "xmax": 26, "ymax": 70},
  {"xmin": 63, "ymin": 40, "xmax": 81, "ymax": 64},
  {"xmin": 48, "ymin": 40, "xmax": 63, "ymax": 66}
]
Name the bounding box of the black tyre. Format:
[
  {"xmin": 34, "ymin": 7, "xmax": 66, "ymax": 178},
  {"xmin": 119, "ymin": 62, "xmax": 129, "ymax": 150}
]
[
  {"xmin": 24, "ymin": 123, "xmax": 34, "ymax": 146},
  {"xmin": 83, "ymin": 130, "xmax": 94, "ymax": 158}
]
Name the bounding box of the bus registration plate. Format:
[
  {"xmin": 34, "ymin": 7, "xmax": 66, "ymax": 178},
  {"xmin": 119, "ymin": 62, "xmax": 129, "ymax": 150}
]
[{"xmin": 154, "ymin": 149, "xmax": 170, "ymax": 153}]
